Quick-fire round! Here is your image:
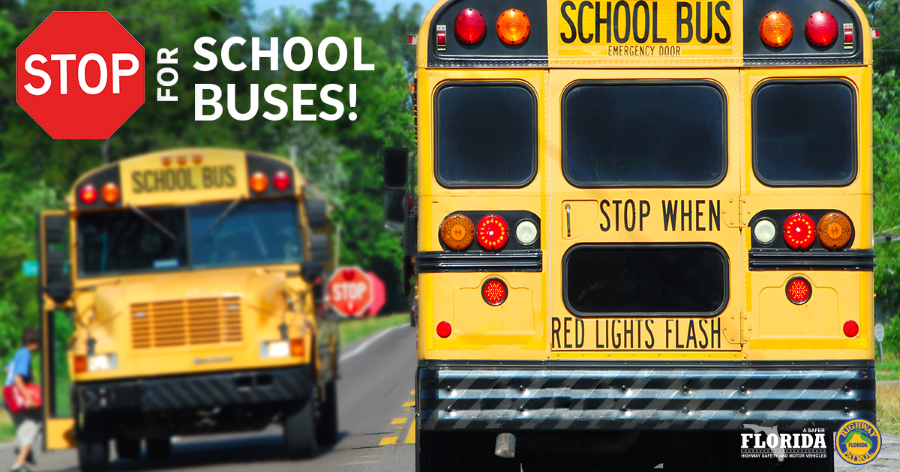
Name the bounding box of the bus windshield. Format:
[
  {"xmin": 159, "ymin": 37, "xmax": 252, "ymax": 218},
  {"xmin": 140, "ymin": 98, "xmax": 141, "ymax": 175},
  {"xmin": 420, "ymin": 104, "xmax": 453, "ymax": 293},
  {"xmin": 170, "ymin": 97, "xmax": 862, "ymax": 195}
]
[{"xmin": 77, "ymin": 199, "xmax": 302, "ymax": 277}]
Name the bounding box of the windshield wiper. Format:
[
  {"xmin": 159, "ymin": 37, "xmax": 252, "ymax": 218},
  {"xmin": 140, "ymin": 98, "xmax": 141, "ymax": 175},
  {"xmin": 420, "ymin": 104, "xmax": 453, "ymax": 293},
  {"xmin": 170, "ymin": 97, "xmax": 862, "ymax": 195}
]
[
  {"xmin": 197, "ymin": 197, "xmax": 243, "ymax": 241},
  {"xmin": 127, "ymin": 204, "xmax": 183, "ymax": 246}
]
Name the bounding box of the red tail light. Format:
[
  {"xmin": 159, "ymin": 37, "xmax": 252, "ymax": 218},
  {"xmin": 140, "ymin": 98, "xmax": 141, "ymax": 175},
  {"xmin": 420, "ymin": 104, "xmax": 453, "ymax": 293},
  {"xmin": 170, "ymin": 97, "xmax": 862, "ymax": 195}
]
[
  {"xmin": 436, "ymin": 321, "xmax": 452, "ymax": 339},
  {"xmin": 79, "ymin": 184, "xmax": 97, "ymax": 204},
  {"xmin": 455, "ymin": 8, "xmax": 486, "ymax": 44},
  {"xmin": 805, "ymin": 11, "xmax": 838, "ymax": 47},
  {"xmin": 290, "ymin": 339, "xmax": 305, "ymax": 357},
  {"xmin": 783, "ymin": 213, "xmax": 816, "ymax": 249},
  {"xmin": 482, "ymin": 278, "xmax": 508, "ymax": 306},
  {"xmin": 273, "ymin": 170, "xmax": 291, "ymax": 191},
  {"xmin": 477, "ymin": 215, "xmax": 509, "ymax": 250},
  {"xmin": 786, "ymin": 277, "xmax": 812, "ymax": 305},
  {"xmin": 843, "ymin": 320, "xmax": 859, "ymax": 338}
]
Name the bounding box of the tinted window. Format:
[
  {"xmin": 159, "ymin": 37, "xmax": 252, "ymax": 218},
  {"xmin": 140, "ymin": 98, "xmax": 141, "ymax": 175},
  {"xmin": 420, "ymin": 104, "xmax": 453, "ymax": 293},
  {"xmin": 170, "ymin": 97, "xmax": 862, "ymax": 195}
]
[
  {"xmin": 190, "ymin": 199, "xmax": 302, "ymax": 269},
  {"xmin": 436, "ymin": 83, "xmax": 536, "ymax": 187},
  {"xmin": 77, "ymin": 200, "xmax": 302, "ymax": 277},
  {"xmin": 563, "ymin": 82, "xmax": 726, "ymax": 187},
  {"xmin": 78, "ymin": 208, "xmax": 188, "ymax": 277},
  {"xmin": 754, "ymin": 82, "xmax": 856, "ymax": 186},
  {"xmin": 564, "ymin": 245, "xmax": 728, "ymax": 316}
]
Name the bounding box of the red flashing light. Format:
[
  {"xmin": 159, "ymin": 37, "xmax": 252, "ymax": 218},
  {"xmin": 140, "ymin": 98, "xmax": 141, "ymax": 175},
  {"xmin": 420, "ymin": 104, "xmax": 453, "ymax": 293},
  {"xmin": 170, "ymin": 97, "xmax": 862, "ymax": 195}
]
[
  {"xmin": 80, "ymin": 184, "xmax": 97, "ymax": 204},
  {"xmin": 273, "ymin": 170, "xmax": 291, "ymax": 191},
  {"xmin": 341, "ymin": 268, "xmax": 356, "ymax": 281},
  {"xmin": 454, "ymin": 8, "xmax": 486, "ymax": 45},
  {"xmin": 806, "ymin": 11, "xmax": 838, "ymax": 47},
  {"xmin": 783, "ymin": 213, "xmax": 816, "ymax": 249},
  {"xmin": 482, "ymin": 278, "xmax": 508, "ymax": 306},
  {"xmin": 476, "ymin": 215, "xmax": 509, "ymax": 251},
  {"xmin": 843, "ymin": 320, "xmax": 859, "ymax": 338},
  {"xmin": 786, "ymin": 277, "xmax": 812, "ymax": 305},
  {"xmin": 436, "ymin": 321, "xmax": 452, "ymax": 339}
]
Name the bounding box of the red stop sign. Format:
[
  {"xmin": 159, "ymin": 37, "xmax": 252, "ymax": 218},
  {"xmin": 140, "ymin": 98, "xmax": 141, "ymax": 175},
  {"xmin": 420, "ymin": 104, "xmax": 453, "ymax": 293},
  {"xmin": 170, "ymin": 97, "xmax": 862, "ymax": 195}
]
[
  {"xmin": 328, "ymin": 267, "xmax": 373, "ymax": 317},
  {"xmin": 17, "ymin": 12, "xmax": 144, "ymax": 139}
]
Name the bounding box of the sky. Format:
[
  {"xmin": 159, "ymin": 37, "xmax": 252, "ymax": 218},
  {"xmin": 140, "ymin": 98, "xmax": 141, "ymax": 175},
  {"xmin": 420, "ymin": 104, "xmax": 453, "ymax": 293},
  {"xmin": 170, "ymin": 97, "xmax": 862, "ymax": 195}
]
[{"xmin": 254, "ymin": 0, "xmax": 433, "ymax": 16}]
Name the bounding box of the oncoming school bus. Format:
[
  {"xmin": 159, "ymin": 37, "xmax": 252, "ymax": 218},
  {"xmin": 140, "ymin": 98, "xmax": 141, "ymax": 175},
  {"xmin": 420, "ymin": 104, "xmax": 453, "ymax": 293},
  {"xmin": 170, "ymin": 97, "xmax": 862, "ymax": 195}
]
[
  {"xmin": 387, "ymin": 0, "xmax": 876, "ymax": 470},
  {"xmin": 36, "ymin": 148, "xmax": 339, "ymax": 471}
]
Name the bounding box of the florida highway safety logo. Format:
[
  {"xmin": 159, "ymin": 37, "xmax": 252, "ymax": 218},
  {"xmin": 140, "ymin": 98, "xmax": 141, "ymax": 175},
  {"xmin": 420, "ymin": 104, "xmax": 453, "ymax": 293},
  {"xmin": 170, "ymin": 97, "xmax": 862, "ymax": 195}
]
[
  {"xmin": 741, "ymin": 424, "xmax": 828, "ymax": 461},
  {"xmin": 836, "ymin": 419, "xmax": 881, "ymax": 464}
]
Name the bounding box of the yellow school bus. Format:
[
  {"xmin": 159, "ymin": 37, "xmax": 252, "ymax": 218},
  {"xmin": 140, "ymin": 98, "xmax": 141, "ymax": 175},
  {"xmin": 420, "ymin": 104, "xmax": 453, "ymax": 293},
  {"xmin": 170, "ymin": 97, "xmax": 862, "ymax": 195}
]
[
  {"xmin": 36, "ymin": 148, "xmax": 339, "ymax": 471},
  {"xmin": 390, "ymin": 0, "xmax": 876, "ymax": 470}
]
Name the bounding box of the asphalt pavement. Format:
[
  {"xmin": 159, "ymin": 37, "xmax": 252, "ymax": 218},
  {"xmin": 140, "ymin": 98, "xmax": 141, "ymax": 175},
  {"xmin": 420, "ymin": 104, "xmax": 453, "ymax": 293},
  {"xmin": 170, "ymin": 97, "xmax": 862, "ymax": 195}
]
[{"xmin": 0, "ymin": 325, "xmax": 417, "ymax": 472}]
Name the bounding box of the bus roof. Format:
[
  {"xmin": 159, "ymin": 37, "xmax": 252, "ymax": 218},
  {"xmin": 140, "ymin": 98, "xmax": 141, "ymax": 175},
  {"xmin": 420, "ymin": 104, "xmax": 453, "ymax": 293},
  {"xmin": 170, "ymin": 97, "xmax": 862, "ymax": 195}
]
[
  {"xmin": 416, "ymin": 0, "xmax": 872, "ymax": 68},
  {"xmin": 68, "ymin": 148, "xmax": 303, "ymax": 212}
]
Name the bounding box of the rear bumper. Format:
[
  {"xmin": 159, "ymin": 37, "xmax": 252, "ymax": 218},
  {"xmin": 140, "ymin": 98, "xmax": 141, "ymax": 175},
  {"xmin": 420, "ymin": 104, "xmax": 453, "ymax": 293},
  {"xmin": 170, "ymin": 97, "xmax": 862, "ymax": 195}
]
[
  {"xmin": 75, "ymin": 366, "xmax": 313, "ymax": 414},
  {"xmin": 417, "ymin": 360, "xmax": 875, "ymax": 432}
]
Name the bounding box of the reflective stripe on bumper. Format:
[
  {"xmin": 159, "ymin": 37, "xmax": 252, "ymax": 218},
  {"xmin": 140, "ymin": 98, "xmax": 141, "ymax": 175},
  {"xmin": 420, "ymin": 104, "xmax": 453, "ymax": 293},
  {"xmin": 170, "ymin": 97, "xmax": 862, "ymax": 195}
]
[{"xmin": 417, "ymin": 361, "xmax": 875, "ymax": 431}]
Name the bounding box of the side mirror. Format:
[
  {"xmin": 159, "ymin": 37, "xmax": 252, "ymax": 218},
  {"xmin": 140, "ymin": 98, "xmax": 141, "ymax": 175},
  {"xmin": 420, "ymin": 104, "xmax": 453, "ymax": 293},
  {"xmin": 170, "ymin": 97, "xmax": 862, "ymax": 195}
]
[
  {"xmin": 309, "ymin": 233, "xmax": 331, "ymax": 263},
  {"xmin": 383, "ymin": 148, "xmax": 409, "ymax": 189},
  {"xmin": 304, "ymin": 196, "xmax": 328, "ymax": 229},
  {"xmin": 384, "ymin": 190, "xmax": 406, "ymax": 231},
  {"xmin": 39, "ymin": 213, "xmax": 72, "ymax": 304}
]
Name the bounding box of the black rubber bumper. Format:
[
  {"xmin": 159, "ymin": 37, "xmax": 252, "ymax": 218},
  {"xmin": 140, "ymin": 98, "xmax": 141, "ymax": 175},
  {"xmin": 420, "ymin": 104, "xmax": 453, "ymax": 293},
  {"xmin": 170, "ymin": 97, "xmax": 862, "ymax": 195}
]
[
  {"xmin": 417, "ymin": 361, "xmax": 875, "ymax": 432},
  {"xmin": 76, "ymin": 366, "xmax": 313, "ymax": 413}
]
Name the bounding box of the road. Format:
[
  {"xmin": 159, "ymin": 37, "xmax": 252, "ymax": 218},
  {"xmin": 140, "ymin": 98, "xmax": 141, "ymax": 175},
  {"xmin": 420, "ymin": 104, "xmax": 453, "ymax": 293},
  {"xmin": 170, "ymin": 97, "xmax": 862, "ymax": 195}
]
[
  {"xmin": 5, "ymin": 325, "xmax": 900, "ymax": 471},
  {"xmin": 1, "ymin": 325, "xmax": 417, "ymax": 472}
]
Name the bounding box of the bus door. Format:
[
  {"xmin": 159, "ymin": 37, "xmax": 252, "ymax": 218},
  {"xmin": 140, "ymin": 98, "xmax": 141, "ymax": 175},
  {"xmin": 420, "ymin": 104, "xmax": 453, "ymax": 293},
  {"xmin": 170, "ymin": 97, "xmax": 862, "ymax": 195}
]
[
  {"xmin": 548, "ymin": 69, "xmax": 745, "ymax": 359},
  {"xmin": 37, "ymin": 211, "xmax": 76, "ymax": 450}
]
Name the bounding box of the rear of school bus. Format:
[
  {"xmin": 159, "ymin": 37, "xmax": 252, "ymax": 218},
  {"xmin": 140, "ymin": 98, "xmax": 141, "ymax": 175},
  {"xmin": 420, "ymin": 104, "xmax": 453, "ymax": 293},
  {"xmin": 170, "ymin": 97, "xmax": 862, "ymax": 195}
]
[
  {"xmin": 411, "ymin": 0, "xmax": 875, "ymax": 470},
  {"xmin": 36, "ymin": 148, "xmax": 339, "ymax": 471}
]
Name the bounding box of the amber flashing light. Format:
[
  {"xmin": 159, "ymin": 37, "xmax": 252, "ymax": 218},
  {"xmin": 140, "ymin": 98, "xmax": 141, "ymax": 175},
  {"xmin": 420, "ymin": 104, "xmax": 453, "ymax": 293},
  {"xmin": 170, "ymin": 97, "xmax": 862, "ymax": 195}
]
[
  {"xmin": 290, "ymin": 339, "xmax": 305, "ymax": 357},
  {"xmin": 497, "ymin": 9, "xmax": 530, "ymax": 45},
  {"xmin": 760, "ymin": 11, "xmax": 793, "ymax": 48},
  {"xmin": 74, "ymin": 355, "xmax": 87, "ymax": 373},
  {"xmin": 101, "ymin": 182, "xmax": 120, "ymax": 204},
  {"xmin": 817, "ymin": 212, "xmax": 852, "ymax": 249},
  {"xmin": 250, "ymin": 172, "xmax": 269, "ymax": 193},
  {"xmin": 441, "ymin": 214, "xmax": 475, "ymax": 251}
]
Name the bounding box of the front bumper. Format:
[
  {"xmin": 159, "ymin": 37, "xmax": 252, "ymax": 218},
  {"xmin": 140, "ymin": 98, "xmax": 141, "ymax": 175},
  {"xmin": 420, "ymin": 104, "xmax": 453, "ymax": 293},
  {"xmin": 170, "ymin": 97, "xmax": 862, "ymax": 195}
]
[
  {"xmin": 418, "ymin": 361, "xmax": 875, "ymax": 431},
  {"xmin": 76, "ymin": 366, "xmax": 313, "ymax": 414}
]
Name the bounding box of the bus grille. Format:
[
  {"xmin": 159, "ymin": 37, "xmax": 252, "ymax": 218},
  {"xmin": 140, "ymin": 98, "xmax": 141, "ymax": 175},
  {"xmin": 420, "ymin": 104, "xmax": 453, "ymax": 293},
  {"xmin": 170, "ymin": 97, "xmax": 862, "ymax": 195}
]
[{"xmin": 131, "ymin": 297, "xmax": 243, "ymax": 349}]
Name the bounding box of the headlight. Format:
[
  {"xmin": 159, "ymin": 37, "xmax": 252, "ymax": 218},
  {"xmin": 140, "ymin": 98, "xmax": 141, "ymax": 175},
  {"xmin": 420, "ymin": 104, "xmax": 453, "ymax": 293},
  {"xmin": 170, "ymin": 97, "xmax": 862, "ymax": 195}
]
[
  {"xmin": 88, "ymin": 353, "xmax": 117, "ymax": 372},
  {"xmin": 260, "ymin": 341, "xmax": 290, "ymax": 359}
]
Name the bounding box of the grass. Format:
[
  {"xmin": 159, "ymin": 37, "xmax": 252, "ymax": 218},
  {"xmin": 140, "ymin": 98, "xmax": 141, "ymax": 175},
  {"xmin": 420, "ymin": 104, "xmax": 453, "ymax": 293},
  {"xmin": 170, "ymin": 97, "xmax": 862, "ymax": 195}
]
[
  {"xmin": 878, "ymin": 382, "xmax": 900, "ymax": 435},
  {"xmin": 0, "ymin": 409, "xmax": 13, "ymax": 442},
  {"xmin": 339, "ymin": 313, "xmax": 410, "ymax": 346},
  {"xmin": 877, "ymin": 350, "xmax": 900, "ymax": 381}
]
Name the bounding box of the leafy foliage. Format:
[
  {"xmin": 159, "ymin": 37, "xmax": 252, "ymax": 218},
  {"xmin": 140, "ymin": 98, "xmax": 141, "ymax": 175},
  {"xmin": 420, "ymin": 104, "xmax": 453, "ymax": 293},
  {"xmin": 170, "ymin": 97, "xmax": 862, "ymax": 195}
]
[{"xmin": 0, "ymin": 0, "xmax": 422, "ymax": 358}]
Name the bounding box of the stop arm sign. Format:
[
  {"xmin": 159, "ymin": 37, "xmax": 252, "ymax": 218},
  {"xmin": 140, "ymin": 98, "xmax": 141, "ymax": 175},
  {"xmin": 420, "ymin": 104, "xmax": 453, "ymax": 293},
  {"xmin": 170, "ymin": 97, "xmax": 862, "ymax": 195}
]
[{"xmin": 328, "ymin": 267, "xmax": 373, "ymax": 317}]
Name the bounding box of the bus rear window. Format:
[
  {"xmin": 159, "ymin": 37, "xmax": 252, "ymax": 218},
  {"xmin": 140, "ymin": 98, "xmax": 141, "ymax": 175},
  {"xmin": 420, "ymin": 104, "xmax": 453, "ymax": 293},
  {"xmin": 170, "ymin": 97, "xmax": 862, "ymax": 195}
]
[
  {"xmin": 754, "ymin": 81, "xmax": 856, "ymax": 186},
  {"xmin": 563, "ymin": 82, "xmax": 726, "ymax": 187},
  {"xmin": 564, "ymin": 245, "xmax": 728, "ymax": 316},
  {"xmin": 435, "ymin": 83, "xmax": 537, "ymax": 188}
]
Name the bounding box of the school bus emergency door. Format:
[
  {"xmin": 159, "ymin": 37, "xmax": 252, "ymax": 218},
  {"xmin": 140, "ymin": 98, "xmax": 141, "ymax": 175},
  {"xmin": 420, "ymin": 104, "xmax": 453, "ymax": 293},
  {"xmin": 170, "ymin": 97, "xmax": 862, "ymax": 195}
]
[{"xmin": 404, "ymin": 0, "xmax": 875, "ymax": 470}]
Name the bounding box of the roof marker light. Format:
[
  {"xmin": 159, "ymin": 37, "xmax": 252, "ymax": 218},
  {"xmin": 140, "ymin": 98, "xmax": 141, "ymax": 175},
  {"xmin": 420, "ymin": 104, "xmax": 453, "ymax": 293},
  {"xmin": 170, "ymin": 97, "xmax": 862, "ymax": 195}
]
[
  {"xmin": 760, "ymin": 11, "xmax": 793, "ymax": 48},
  {"xmin": 844, "ymin": 23, "xmax": 854, "ymax": 49}
]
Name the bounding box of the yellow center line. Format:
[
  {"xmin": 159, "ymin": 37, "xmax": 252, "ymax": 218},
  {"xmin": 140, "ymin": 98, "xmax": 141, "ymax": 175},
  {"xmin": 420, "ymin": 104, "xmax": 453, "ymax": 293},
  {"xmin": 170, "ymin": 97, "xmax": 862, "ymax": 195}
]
[
  {"xmin": 380, "ymin": 436, "xmax": 399, "ymax": 446},
  {"xmin": 402, "ymin": 401, "xmax": 415, "ymax": 407},
  {"xmin": 410, "ymin": 390, "xmax": 416, "ymax": 395},
  {"xmin": 405, "ymin": 419, "xmax": 417, "ymax": 444},
  {"xmin": 391, "ymin": 417, "xmax": 407, "ymax": 425}
]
